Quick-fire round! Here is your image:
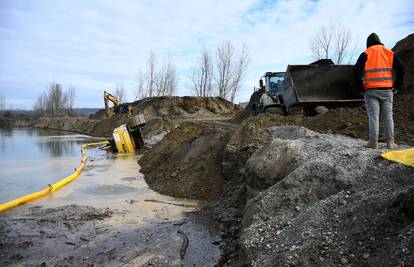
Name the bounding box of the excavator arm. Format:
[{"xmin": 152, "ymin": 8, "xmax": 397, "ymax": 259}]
[{"xmin": 104, "ymin": 91, "xmax": 120, "ymax": 117}]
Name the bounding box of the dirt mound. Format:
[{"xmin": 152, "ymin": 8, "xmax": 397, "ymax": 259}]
[
  {"xmin": 231, "ymin": 95, "xmax": 414, "ymax": 146},
  {"xmin": 139, "ymin": 121, "xmax": 236, "ymax": 201},
  {"xmin": 393, "ymin": 33, "xmax": 414, "ymax": 95},
  {"xmin": 303, "ymin": 95, "xmax": 414, "ymax": 145},
  {"xmin": 32, "ymin": 115, "xmax": 129, "ymax": 138},
  {"xmin": 92, "ymin": 96, "xmax": 239, "ymax": 121}
]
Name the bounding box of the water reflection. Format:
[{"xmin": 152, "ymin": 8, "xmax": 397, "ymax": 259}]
[
  {"xmin": 35, "ymin": 137, "xmax": 85, "ymax": 157},
  {"xmin": 0, "ymin": 127, "xmax": 105, "ymax": 203},
  {"xmin": 0, "ymin": 126, "xmax": 13, "ymax": 153}
]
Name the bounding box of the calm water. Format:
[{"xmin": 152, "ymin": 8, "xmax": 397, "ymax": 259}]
[
  {"xmin": 0, "ymin": 127, "xmax": 105, "ymax": 203},
  {"xmin": 0, "ymin": 127, "xmax": 199, "ymax": 216}
]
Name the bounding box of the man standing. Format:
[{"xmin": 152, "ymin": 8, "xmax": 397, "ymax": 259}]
[{"xmin": 354, "ymin": 33, "xmax": 404, "ymax": 149}]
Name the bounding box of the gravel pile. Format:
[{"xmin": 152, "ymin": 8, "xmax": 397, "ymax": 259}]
[{"xmin": 240, "ymin": 126, "xmax": 414, "ymax": 266}]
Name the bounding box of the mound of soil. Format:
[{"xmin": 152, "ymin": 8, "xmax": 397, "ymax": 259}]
[
  {"xmin": 31, "ymin": 96, "xmax": 239, "ymax": 140},
  {"xmin": 91, "ymin": 96, "xmax": 239, "ymax": 121},
  {"xmin": 139, "ymin": 121, "xmax": 236, "ymax": 201},
  {"xmin": 393, "ymin": 33, "xmax": 414, "ymax": 95},
  {"xmin": 232, "ymin": 95, "xmax": 414, "ymax": 146}
]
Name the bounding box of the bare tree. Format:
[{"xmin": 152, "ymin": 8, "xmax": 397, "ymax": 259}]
[
  {"xmin": 157, "ymin": 58, "xmax": 178, "ymax": 96},
  {"xmin": 190, "ymin": 47, "xmax": 214, "ymax": 97},
  {"xmin": 215, "ymin": 41, "xmax": 235, "ymax": 99},
  {"xmin": 114, "ymin": 83, "xmax": 125, "ymax": 103},
  {"xmin": 33, "ymin": 92, "xmax": 48, "ymax": 115},
  {"xmin": 134, "ymin": 53, "xmax": 178, "ymax": 99},
  {"xmin": 310, "ymin": 23, "xmax": 334, "ymax": 60},
  {"xmin": 33, "ymin": 83, "xmax": 77, "ymax": 116},
  {"xmin": 147, "ymin": 52, "xmax": 157, "ymax": 97},
  {"xmin": 134, "ymin": 69, "xmax": 147, "ymax": 100},
  {"xmin": 66, "ymin": 86, "xmax": 77, "ymax": 115},
  {"xmin": 48, "ymin": 82, "xmax": 65, "ymax": 116},
  {"xmin": 333, "ymin": 24, "xmax": 352, "ymax": 64},
  {"xmin": 229, "ymin": 44, "xmax": 249, "ymax": 103},
  {"xmin": 0, "ymin": 95, "xmax": 5, "ymax": 110},
  {"xmin": 33, "ymin": 82, "xmax": 69, "ymax": 116},
  {"xmin": 310, "ymin": 22, "xmax": 358, "ymax": 64}
]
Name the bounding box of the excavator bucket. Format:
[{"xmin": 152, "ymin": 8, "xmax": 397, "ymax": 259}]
[{"xmin": 280, "ymin": 61, "xmax": 364, "ymax": 109}]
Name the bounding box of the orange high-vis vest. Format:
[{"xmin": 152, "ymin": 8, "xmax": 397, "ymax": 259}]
[{"xmin": 363, "ymin": 45, "xmax": 394, "ymax": 89}]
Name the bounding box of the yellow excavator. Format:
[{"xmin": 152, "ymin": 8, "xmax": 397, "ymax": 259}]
[
  {"xmin": 108, "ymin": 114, "xmax": 146, "ymax": 153},
  {"xmin": 104, "ymin": 91, "xmax": 132, "ymax": 117}
]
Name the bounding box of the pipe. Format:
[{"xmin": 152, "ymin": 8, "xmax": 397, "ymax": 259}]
[{"xmin": 0, "ymin": 140, "xmax": 109, "ymax": 213}]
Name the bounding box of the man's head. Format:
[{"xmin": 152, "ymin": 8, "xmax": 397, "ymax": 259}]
[{"xmin": 367, "ymin": 33, "xmax": 383, "ymax": 48}]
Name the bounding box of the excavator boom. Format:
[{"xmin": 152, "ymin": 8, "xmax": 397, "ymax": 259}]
[{"xmin": 104, "ymin": 91, "xmax": 120, "ymax": 117}]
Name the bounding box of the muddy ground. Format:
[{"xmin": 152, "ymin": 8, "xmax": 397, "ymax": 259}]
[{"xmin": 0, "ymin": 204, "xmax": 220, "ymax": 266}]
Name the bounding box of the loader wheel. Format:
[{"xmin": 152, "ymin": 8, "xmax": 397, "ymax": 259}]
[{"xmin": 127, "ymin": 114, "xmax": 146, "ymax": 130}]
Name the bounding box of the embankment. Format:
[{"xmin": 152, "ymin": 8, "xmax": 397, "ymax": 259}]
[{"xmin": 8, "ymin": 96, "xmax": 239, "ymax": 138}]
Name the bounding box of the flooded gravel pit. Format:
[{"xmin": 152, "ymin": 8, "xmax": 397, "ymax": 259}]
[{"xmin": 0, "ymin": 128, "xmax": 220, "ymax": 266}]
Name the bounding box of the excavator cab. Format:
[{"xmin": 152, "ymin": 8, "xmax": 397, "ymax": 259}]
[{"xmin": 108, "ymin": 114, "xmax": 146, "ymax": 154}]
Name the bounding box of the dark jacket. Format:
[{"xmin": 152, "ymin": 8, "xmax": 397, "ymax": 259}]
[{"xmin": 353, "ymin": 39, "xmax": 404, "ymax": 92}]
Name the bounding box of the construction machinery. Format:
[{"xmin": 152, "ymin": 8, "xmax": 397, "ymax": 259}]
[
  {"xmin": 104, "ymin": 91, "xmax": 132, "ymax": 117},
  {"xmin": 107, "ymin": 114, "xmax": 146, "ymax": 154},
  {"xmin": 254, "ymin": 60, "xmax": 364, "ymax": 115}
]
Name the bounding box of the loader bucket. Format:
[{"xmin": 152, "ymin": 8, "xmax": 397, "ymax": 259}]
[{"xmin": 280, "ymin": 63, "xmax": 364, "ymax": 108}]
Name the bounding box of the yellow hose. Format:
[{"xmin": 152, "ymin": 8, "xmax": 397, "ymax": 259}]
[{"xmin": 0, "ymin": 140, "xmax": 109, "ymax": 213}]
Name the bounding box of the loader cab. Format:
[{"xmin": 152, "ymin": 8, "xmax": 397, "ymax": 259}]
[{"xmin": 264, "ymin": 72, "xmax": 285, "ymax": 96}]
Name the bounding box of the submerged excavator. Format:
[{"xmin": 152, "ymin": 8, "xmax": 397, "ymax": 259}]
[
  {"xmin": 104, "ymin": 91, "xmax": 132, "ymax": 117},
  {"xmin": 103, "ymin": 91, "xmax": 145, "ymax": 153},
  {"xmin": 254, "ymin": 59, "xmax": 364, "ymax": 115}
]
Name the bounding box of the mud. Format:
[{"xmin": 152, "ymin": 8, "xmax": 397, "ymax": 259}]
[
  {"xmin": 0, "ymin": 204, "xmax": 220, "ymax": 266},
  {"xmin": 139, "ymin": 121, "xmax": 237, "ymax": 201}
]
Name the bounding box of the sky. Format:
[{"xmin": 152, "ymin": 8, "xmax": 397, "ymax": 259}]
[{"xmin": 0, "ymin": 0, "xmax": 413, "ymax": 109}]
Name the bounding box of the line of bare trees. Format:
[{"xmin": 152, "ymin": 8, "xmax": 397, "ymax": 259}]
[
  {"xmin": 0, "ymin": 95, "xmax": 5, "ymax": 110},
  {"xmin": 134, "ymin": 52, "xmax": 178, "ymax": 100},
  {"xmin": 310, "ymin": 22, "xmax": 360, "ymax": 64},
  {"xmin": 33, "ymin": 82, "xmax": 77, "ymax": 116},
  {"xmin": 190, "ymin": 41, "xmax": 249, "ymax": 103}
]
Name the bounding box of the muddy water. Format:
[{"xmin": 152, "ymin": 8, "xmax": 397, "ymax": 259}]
[{"xmin": 0, "ymin": 127, "xmax": 220, "ymax": 266}]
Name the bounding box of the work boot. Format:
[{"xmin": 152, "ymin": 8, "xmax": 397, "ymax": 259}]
[
  {"xmin": 387, "ymin": 142, "xmax": 398, "ymax": 149},
  {"xmin": 366, "ymin": 140, "xmax": 378, "ymax": 149}
]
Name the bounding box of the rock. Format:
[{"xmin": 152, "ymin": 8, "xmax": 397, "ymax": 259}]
[
  {"xmin": 315, "ymin": 106, "xmax": 329, "ymax": 114},
  {"xmin": 340, "ymin": 256, "xmax": 349, "ymax": 265}
]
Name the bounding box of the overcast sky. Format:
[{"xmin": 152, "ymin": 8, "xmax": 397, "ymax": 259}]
[{"xmin": 0, "ymin": 0, "xmax": 413, "ymax": 109}]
